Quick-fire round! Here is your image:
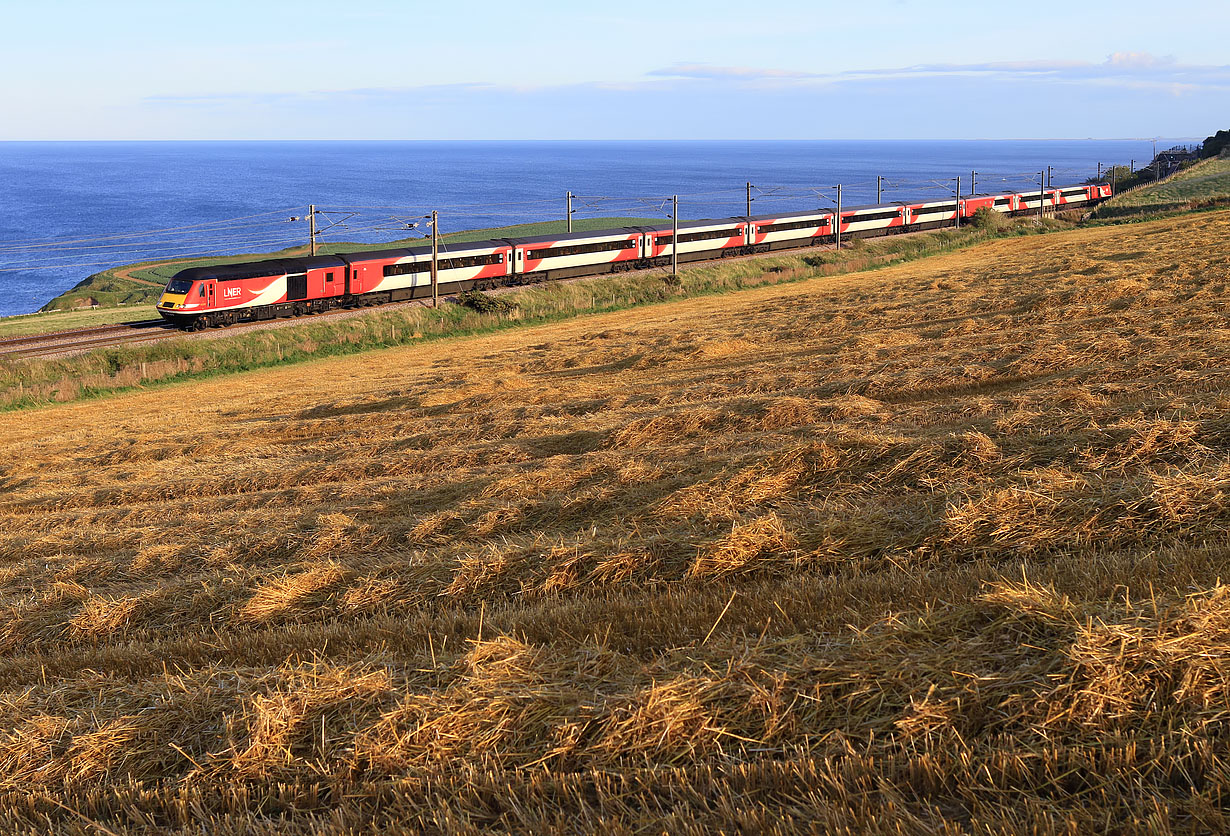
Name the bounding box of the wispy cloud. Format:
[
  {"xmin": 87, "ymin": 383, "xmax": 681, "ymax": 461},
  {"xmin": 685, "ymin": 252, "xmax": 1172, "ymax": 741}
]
[
  {"xmin": 145, "ymin": 82, "xmax": 499, "ymax": 106},
  {"xmin": 649, "ymin": 53, "xmax": 1230, "ymax": 90},
  {"xmin": 144, "ymin": 52, "xmax": 1230, "ymax": 111},
  {"xmin": 646, "ymin": 64, "xmax": 819, "ymax": 81}
]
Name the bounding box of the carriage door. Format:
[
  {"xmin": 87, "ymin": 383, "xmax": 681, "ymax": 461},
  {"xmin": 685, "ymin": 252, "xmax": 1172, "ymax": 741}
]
[
  {"xmin": 205, "ymin": 281, "xmax": 215, "ymax": 309},
  {"xmin": 286, "ymin": 273, "xmax": 308, "ymax": 301}
]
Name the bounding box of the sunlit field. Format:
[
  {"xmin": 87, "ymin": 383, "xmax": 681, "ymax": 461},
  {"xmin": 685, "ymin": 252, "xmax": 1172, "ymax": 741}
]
[{"xmin": 0, "ymin": 210, "xmax": 1228, "ymax": 833}]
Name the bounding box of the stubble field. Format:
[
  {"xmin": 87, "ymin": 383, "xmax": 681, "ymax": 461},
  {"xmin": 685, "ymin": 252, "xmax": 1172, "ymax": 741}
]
[{"xmin": 1, "ymin": 211, "xmax": 1229, "ymax": 833}]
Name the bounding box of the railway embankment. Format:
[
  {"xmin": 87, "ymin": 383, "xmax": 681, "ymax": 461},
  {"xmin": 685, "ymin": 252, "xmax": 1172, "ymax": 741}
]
[
  {"xmin": 0, "ymin": 215, "xmax": 1072, "ymax": 410},
  {"xmin": 1091, "ymin": 156, "xmax": 1230, "ymax": 220}
]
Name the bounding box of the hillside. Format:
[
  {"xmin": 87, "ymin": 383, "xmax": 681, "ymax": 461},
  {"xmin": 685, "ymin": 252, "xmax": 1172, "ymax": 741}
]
[
  {"xmin": 1094, "ymin": 157, "xmax": 1230, "ymax": 219},
  {"xmin": 0, "ymin": 210, "xmax": 1228, "ymax": 833}
]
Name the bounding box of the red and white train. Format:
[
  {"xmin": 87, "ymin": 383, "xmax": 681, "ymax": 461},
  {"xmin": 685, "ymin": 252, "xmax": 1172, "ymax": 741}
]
[{"xmin": 156, "ymin": 182, "xmax": 1112, "ymax": 329}]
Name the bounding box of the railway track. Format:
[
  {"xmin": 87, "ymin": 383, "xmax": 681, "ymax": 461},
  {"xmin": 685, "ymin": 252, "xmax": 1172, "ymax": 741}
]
[
  {"xmin": 0, "ymin": 299, "xmax": 437, "ymax": 360},
  {"xmin": 0, "ymin": 319, "xmax": 182, "ymax": 359}
]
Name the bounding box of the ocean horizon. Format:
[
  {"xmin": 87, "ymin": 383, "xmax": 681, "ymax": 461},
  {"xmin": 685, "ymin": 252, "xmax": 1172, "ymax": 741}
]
[{"xmin": 0, "ymin": 138, "xmax": 1192, "ymax": 318}]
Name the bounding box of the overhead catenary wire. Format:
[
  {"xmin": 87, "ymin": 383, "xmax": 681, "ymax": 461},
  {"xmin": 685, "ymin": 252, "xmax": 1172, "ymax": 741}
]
[
  {"xmin": 0, "ymin": 235, "xmax": 310, "ymax": 274},
  {"xmin": 0, "ymin": 233, "xmax": 308, "ymax": 268},
  {"xmin": 0, "ymin": 234, "xmax": 312, "ymax": 275},
  {"xmin": 0, "ymin": 209, "xmax": 304, "ymax": 253},
  {"xmin": 313, "ymin": 175, "xmax": 1070, "ymax": 229},
  {"xmin": 0, "ymin": 221, "xmax": 314, "ymax": 257}
]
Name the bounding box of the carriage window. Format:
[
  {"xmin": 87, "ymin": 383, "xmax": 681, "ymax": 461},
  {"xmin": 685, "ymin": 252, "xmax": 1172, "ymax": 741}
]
[
  {"xmin": 383, "ymin": 252, "xmax": 505, "ymax": 277},
  {"xmin": 325, "ymin": 271, "xmax": 335, "ymax": 282},
  {"xmin": 656, "ymin": 227, "xmax": 741, "ymax": 246},
  {"xmin": 757, "ymin": 218, "xmax": 830, "ymax": 234},
  {"xmin": 848, "ymin": 209, "xmax": 901, "ymax": 223},
  {"xmin": 527, "ymin": 239, "xmax": 636, "ymax": 260}
]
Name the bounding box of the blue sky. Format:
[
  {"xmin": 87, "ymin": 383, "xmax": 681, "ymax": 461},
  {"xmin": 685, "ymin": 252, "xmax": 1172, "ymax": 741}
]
[{"xmin": 2, "ymin": 0, "xmax": 1226, "ymax": 140}]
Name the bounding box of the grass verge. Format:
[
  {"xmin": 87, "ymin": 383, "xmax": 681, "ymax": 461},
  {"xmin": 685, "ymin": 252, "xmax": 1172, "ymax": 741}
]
[
  {"xmin": 0, "ymin": 305, "xmax": 150, "ymax": 338},
  {"xmin": 1092, "ymin": 157, "xmax": 1230, "ymax": 220}
]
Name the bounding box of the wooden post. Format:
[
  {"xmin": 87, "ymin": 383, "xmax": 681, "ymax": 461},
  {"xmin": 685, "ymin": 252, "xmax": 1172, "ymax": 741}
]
[
  {"xmin": 430, "ymin": 210, "xmax": 438, "ymax": 308},
  {"xmin": 970, "ymin": 170, "xmax": 976, "ymax": 195}
]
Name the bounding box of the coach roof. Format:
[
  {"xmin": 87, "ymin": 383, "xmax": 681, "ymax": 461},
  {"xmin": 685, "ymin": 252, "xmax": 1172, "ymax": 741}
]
[
  {"xmin": 500, "ymin": 228, "xmax": 643, "ymax": 246},
  {"xmin": 172, "ymin": 255, "xmax": 346, "ymax": 282}
]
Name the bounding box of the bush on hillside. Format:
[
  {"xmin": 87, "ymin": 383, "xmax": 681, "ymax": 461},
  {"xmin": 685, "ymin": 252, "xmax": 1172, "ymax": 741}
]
[
  {"xmin": 1202, "ymin": 129, "xmax": 1230, "ymax": 159},
  {"xmin": 456, "ymin": 289, "xmax": 518, "ymax": 314}
]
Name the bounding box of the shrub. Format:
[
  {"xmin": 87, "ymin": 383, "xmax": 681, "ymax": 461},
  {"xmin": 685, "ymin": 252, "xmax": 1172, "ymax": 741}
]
[
  {"xmin": 970, "ymin": 207, "xmax": 1008, "ymax": 232},
  {"xmin": 456, "ymin": 289, "xmax": 518, "ymax": 314},
  {"xmin": 1201, "ymin": 129, "xmax": 1229, "ymax": 159}
]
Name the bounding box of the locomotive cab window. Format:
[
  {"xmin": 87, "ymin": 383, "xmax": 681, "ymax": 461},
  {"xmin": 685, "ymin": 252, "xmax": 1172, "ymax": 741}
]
[
  {"xmin": 165, "ymin": 278, "xmax": 193, "ymax": 294},
  {"xmin": 199, "ymin": 286, "xmax": 206, "ymax": 297}
]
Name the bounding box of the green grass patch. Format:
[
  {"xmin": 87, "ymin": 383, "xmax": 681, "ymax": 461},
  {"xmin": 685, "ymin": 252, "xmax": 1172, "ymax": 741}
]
[
  {"xmin": 1093, "ymin": 159, "xmax": 1230, "ymax": 220},
  {"xmin": 0, "ymin": 306, "xmax": 152, "ymax": 339}
]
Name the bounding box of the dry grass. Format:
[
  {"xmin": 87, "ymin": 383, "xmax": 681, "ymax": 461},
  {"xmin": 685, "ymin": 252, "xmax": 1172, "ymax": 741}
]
[{"xmin": 0, "ymin": 211, "xmax": 1227, "ymax": 832}]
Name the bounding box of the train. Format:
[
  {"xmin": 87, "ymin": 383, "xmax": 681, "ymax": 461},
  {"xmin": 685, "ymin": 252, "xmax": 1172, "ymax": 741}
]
[{"xmin": 156, "ymin": 181, "xmax": 1113, "ymax": 329}]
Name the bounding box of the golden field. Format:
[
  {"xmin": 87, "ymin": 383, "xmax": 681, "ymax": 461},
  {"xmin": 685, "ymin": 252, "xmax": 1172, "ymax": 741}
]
[{"xmin": 1, "ymin": 211, "xmax": 1229, "ymax": 833}]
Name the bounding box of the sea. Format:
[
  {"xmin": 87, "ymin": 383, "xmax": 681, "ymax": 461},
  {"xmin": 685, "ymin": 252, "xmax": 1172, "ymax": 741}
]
[{"xmin": 0, "ymin": 139, "xmax": 1187, "ymax": 318}]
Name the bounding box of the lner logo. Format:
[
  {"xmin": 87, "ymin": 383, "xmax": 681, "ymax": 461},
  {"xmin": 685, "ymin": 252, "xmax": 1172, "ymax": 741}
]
[{"xmin": 223, "ymin": 287, "xmax": 242, "ymax": 299}]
